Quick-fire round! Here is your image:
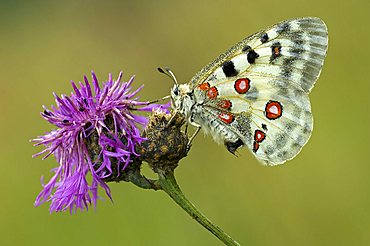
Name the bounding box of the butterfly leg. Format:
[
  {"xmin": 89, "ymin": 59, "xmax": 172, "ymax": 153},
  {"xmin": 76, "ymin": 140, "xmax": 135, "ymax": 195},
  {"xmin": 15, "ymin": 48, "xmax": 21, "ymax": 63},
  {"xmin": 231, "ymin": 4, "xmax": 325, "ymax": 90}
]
[
  {"xmin": 166, "ymin": 111, "xmax": 179, "ymax": 128},
  {"xmin": 187, "ymin": 125, "xmax": 201, "ymax": 151},
  {"xmin": 184, "ymin": 122, "xmax": 188, "ymax": 135}
]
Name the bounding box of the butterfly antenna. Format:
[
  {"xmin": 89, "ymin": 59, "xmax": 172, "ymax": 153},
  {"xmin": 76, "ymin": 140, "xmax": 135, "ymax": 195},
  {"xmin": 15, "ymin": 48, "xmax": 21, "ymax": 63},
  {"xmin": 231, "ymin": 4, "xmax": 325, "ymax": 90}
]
[{"xmin": 157, "ymin": 67, "xmax": 178, "ymax": 85}]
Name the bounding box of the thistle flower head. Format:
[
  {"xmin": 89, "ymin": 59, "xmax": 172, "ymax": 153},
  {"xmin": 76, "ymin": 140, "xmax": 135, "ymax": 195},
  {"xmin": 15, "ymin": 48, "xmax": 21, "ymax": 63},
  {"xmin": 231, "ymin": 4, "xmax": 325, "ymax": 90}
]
[{"xmin": 32, "ymin": 71, "xmax": 167, "ymax": 213}]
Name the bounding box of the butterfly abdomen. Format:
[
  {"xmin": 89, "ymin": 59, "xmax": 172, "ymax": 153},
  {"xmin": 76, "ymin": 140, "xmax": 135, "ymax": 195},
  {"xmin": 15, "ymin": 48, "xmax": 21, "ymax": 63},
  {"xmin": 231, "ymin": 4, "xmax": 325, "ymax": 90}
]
[{"xmin": 190, "ymin": 104, "xmax": 241, "ymax": 144}]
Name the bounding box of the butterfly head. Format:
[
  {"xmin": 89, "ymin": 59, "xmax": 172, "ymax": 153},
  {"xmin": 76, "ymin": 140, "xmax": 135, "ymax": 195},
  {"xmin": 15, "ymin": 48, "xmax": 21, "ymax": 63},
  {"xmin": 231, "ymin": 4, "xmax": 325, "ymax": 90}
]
[
  {"xmin": 170, "ymin": 83, "xmax": 194, "ymax": 116},
  {"xmin": 158, "ymin": 67, "xmax": 195, "ymax": 117}
]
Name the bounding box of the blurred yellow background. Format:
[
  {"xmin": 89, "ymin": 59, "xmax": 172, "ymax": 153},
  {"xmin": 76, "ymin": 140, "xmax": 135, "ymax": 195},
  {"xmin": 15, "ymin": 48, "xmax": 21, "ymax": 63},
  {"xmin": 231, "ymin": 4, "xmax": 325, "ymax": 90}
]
[{"xmin": 1, "ymin": 0, "xmax": 369, "ymax": 245}]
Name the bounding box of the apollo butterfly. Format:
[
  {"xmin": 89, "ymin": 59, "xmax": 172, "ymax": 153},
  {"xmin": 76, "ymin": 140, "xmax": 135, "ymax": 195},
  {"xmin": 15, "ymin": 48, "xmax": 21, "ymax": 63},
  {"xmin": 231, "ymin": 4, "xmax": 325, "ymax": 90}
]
[{"xmin": 166, "ymin": 17, "xmax": 328, "ymax": 165}]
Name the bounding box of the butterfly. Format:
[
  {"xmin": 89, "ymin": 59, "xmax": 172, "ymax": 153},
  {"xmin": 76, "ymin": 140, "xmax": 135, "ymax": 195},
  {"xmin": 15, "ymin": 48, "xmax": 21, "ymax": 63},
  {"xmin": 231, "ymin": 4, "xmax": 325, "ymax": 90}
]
[{"xmin": 165, "ymin": 17, "xmax": 328, "ymax": 165}]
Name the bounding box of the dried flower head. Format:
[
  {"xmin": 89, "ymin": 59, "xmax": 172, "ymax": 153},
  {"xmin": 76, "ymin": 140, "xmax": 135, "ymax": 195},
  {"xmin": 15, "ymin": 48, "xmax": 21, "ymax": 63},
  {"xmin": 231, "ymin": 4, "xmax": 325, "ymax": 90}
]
[
  {"xmin": 32, "ymin": 71, "xmax": 168, "ymax": 213},
  {"xmin": 138, "ymin": 111, "xmax": 188, "ymax": 172}
]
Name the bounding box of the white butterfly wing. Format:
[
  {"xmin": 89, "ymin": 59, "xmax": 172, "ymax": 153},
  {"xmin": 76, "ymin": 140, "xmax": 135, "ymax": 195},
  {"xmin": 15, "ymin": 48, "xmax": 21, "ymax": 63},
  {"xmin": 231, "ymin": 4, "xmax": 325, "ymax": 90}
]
[{"xmin": 190, "ymin": 17, "xmax": 328, "ymax": 165}]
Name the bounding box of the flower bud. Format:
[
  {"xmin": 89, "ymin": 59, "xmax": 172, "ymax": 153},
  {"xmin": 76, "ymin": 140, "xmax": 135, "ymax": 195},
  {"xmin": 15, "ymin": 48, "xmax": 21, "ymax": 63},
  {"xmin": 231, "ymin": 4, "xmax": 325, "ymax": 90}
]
[{"xmin": 138, "ymin": 111, "xmax": 188, "ymax": 173}]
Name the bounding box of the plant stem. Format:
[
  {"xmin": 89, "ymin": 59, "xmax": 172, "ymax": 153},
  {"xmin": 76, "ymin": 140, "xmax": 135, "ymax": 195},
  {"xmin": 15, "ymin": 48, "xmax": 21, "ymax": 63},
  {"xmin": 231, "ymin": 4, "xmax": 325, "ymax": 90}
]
[{"xmin": 157, "ymin": 170, "xmax": 241, "ymax": 246}]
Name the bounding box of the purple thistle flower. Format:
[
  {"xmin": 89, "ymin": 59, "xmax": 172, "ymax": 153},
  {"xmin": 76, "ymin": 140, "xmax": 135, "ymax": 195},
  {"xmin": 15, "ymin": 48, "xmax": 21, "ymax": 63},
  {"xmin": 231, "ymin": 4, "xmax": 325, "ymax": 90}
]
[{"xmin": 32, "ymin": 71, "xmax": 168, "ymax": 213}]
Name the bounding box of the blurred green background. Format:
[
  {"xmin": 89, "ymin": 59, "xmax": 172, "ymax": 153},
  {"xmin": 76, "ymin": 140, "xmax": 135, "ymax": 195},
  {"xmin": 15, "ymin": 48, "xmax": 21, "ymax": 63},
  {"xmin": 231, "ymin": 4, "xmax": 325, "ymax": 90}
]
[{"xmin": 1, "ymin": 0, "xmax": 369, "ymax": 245}]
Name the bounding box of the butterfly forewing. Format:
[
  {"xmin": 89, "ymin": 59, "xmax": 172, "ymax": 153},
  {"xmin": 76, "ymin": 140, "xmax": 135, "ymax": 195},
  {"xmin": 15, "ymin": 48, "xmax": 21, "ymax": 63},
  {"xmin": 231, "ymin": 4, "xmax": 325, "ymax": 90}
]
[{"xmin": 189, "ymin": 17, "xmax": 328, "ymax": 165}]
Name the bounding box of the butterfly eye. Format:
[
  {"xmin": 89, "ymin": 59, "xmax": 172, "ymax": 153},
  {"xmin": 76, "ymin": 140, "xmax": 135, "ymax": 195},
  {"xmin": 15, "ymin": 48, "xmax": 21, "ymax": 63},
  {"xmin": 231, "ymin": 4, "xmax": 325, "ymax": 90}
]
[{"xmin": 173, "ymin": 86, "xmax": 179, "ymax": 96}]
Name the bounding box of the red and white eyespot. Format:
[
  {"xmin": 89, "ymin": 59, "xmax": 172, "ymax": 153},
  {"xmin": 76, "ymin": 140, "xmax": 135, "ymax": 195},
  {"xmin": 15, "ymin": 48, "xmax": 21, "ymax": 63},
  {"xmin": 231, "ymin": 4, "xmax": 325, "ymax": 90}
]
[
  {"xmin": 265, "ymin": 101, "xmax": 283, "ymax": 120},
  {"xmin": 234, "ymin": 78, "xmax": 250, "ymax": 94},
  {"xmin": 198, "ymin": 82, "xmax": 210, "ymax": 91},
  {"xmin": 218, "ymin": 112, "xmax": 234, "ymax": 124},
  {"xmin": 207, "ymin": 86, "xmax": 219, "ymax": 99},
  {"xmin": 253, "ymin": 130, "xmax": 266, "ymax": 153},
  {"xmin": 218, "ymin": 99, "xmax": 232, "ymax": 110}
]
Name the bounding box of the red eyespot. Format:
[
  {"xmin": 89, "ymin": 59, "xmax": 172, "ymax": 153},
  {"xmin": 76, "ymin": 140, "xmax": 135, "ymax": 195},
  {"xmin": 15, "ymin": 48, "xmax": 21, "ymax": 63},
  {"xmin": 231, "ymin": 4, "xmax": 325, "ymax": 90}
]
[
  {"xmin": 254, "ymin": 130, "xmax": 266, "ymax": 142},
  {"xmin": 207, "ymin": 86, "xmax": 218, "ymax": 99},
  {"xmin": 198, "ymin": 82, "xmax": 210, "ymax": 91},
  {"xmin": 265, "ymin": 101, "xmax": 283, "ymax": 120},
  {"xmin": 234, "ymin": 78, "xmax": 250, "ymax": 94},
  {"xmin": 218, "ymin": 100, "xmax": 232, "ymax": 110},
  {"xmin": 218, "ymin": 112, "xmax": 234, "ymax": 124},
  {"xmin": 253, "ymin": 129, "xmax": 266, "ymax": 153}
]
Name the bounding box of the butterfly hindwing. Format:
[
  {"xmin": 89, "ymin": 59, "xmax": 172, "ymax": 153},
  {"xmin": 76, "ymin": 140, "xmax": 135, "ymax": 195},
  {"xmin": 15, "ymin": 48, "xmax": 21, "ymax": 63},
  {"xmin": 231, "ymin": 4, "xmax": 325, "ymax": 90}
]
[
  {"xmin": 245, "ymin": 85, "xmax": 313, "ymax": 165},
  {"xmin": 199, "ymin": 83, "xmax": 313, "ymax": 165},
  {"xmin": 190, "ymin": 17, "xmax": 328, "ymax": 165}
]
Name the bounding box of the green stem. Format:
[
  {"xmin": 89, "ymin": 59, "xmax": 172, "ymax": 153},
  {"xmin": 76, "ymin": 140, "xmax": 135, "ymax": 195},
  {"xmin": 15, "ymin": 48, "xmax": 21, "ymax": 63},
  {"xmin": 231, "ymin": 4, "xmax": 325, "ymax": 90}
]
[
  {"xmin": 127, "ymin": 170, "xmax": 161, "ymax": 190},
  {"xmin": 157, "ymin": 170, "xmax": 241, "ymax": 246}
]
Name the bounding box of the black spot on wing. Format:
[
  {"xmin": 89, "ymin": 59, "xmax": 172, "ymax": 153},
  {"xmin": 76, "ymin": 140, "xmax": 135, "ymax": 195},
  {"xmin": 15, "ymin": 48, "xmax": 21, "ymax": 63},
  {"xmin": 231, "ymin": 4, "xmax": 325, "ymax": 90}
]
[
  {"xmin": 247, "ymin": 50, "xmax": 259, "ymax": 64},
  {"xmin": 260, "ymin": 33, "xmax": 269, "ymax": 43},
  {"xmin": 262, "ymin": 123, "xmax": 268, "ymax": 131},
  {"xmin": 222, "ymin": 60, "xmax": 238, "ymax": 77},
  {"xmin": 242, "ymin": 45, "xmax": 251, "ymax": 53}
]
